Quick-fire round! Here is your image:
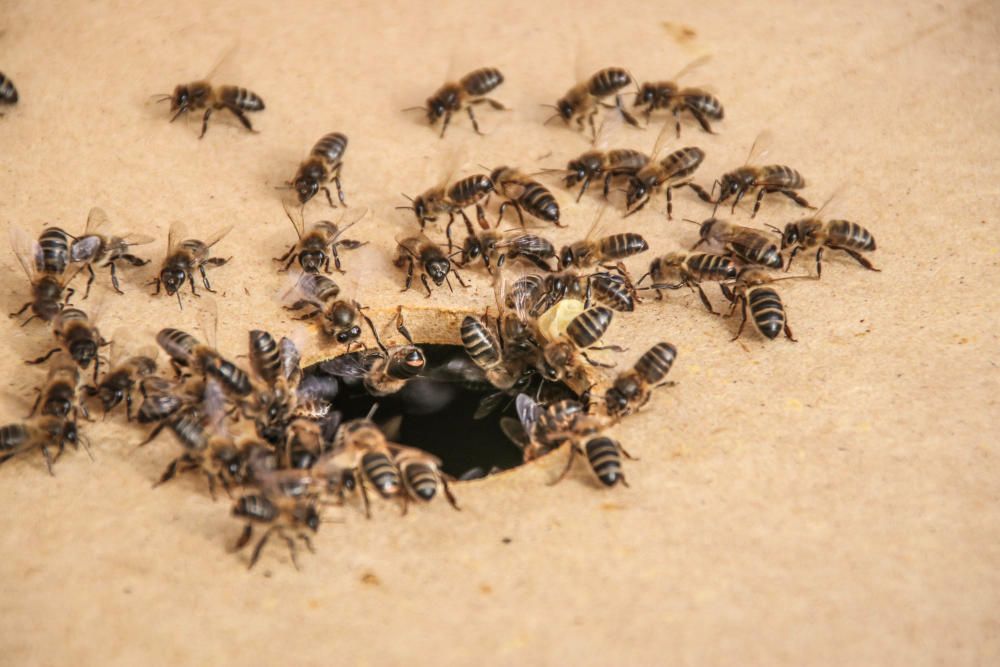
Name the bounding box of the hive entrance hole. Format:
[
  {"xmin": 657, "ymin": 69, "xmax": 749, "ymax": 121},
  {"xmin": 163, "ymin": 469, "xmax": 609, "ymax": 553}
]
[{"xmin": 302, "ymin": 344, "xmax": 579, "ymax": 479}]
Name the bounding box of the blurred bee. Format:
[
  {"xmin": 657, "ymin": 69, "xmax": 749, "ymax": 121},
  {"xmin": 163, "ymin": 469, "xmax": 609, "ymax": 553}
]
[
  {"xmin": 488, "ymin": 165, "xmax": 562, "ymax": 227},
  {"xmin": 136, "ymin": 376, "xmax": 187, "ymax": 424},
  {"xmin": 778, "ymin": 217, "xmax": 878, "ymax": 277},
  {"xmin": 624, "ymin": 124, "xmax": 711, "ymax": 218},
  {"xmin": 394, "ymin": 231, "xmax": 467, "ymax": 296},
  {"xmin": 0, "ymin": 415, "xmax": 84, "ymax": 476},
  {"xmin": 709, "ymin": 132, "xmax": 812, "ymax": 217},
  {"xmin": 151, "ymin": 221, "xmax": 232, "ymax": 309},
  {"xmin": 397, "ymin": 173, "xmax": 495, "ymax": 249},
  {"xmin": 8, "ymin": 225, "xmax": 80, "ymax": 324},
  {"xmin": 86, "ymin": 338, "xmax": 158, "ymax": 420},
  {"xmin": 28, "ymin": 351, "xmax": 88, "ymax": 422},
  {"xmin": 638, "ymin": 251, "xmax": 738, "ymax": 313},
  {"xmin": 689, "ymin": 217, "xmax": 784, "ymax": 269},
  {"xmin": 532, "ymin": 268, "xmax": 637, "ymax": 314},
  {"xmin": 391, "ymin": 445, "xmax": 460, "ymax": 511},
  {"xmin": 152, "ymin": 57, "xmax": 265, "ymax": 138},
  {"xmin": 603, "ymin": 342, "xmax": 677, "ymax": 419},
  {"xmin": 554, "ymin": 148, "xmax": 651, "ymax": 202},
  {"xmin": 26, "ymin": 307, "xmax": 108, "ymax": 381},
  {"xmin": 320, "ymin": 308, "xmax": 426, "ymax": 399},
  {"xmin": 558, "ymin": 207, "xmax": 649, "ymax": 270},
  {"xmin": 232, "ymin": 492, "xmax": 320, "ymax": 570},
  {"xmin": 0, "ymin": 71, "xmax": 18, "ymax": 111},
  {"xmin": 536, "ymin": 304, "xmax": 618, "ymax": 382},
  {"xmin": 720, "ymin": 267, "xmax": 798, "ymax": 342},
  {"xmin": 544, "ymin": 67, "xmax": 640, "ymax": 141},
  {"xmin": 282, "ymin": 272, "xmax": 364, "ymax": 344},
  {"xmin": 69, "ymin": 207, "xmax": 153, "ymax": 297},
  {"xmin": 458, "ymin": 216, "xmax": 555, "ymax": 273},
  {"xmin": 634, "ymin": 56, "xmax": 724, "ymax": 137},
  {"xmin": 274, "ymin": 204, "xmax": 367, "ymax": 274},
  {"xmin": 285, "ymin": 132, "xmax": 349, "ymax": 207},
  {"xmin": 460, "ymin": 315, "xmax": 522, "ymax": 391},
  {"xmin": 329, "ymin": 408, "xmax": 404, "ymax": 517},
  {"xmin": 404, "ymin": 67, "xmax": 507, "ymax": 137},
  {"xmin": 246, "ymin": 329, "xmax": 301, "ymax": 446}
]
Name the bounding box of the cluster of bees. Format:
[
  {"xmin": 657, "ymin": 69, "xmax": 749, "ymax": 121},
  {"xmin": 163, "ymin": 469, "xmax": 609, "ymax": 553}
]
[{"xmin": 0, "ymin": 56, "xmax": 880, "ymax": 569}]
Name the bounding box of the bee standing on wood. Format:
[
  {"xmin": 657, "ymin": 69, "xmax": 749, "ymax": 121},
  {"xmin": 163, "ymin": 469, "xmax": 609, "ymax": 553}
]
[
  {"xmin": 488, "ymin": 165, "xmax": 563, "ymax": 227},
  {"xmin": 26, "ymin": 307, "xmax": 108, "ymax": 382},
  {"xmin": 394, "ymin": 232, "xmax": 467, "ymax": 297},
  {"xmin": 398, "ymin": 173, "xmax": 495, "ymax": 250},
  {"xmin": 282, "ymin": 272, "xmax": 365, "ymax": 344},
  {"xmin": 86, "ymin": 336, "xmax": 158, "ymax": 420},
  {"xmin": 274, "ymin": 204, "xmax": 367, "ymax": 274},
  {"xmin": 285, "ymin": 132, "xmax": 349, "ymax": 208},
  {"xmin": 778, "ymin": 217, "xmax": 878, "ymax": 277},
  {"xmin": 69, "ymin": 207, "xmax": 153, "ymax": 297},
  {"xmin": 638, "ymin": 251, "xmax": 737, "ymax": 314},
  {"xmin": 151, "ymin": 221, "xmax": 232, "ymax": 309},
  {"xmin": 603, "ymin": 342, "xmax": 677, "ymax": 419},
  {"xmin": 558, "ymin": 206, "xmax": 649, "ymax": 271},
  {"xmin": 720, "ymin": 267, "xmax": 800, "ymax": 342},
  {"xmin": 0, "ymin": 416, "xmax": 86, "ymax": 476},
  {"xmin": 634, "ymin": 56, "xmax": 724, "ymax": 137},
  {"xmin": 391, "ymin": 445, "xmax": 460, "ymax": 512},
  {"xmin": 29, "ymin": 351, "xmax": 88, "ymax": 422},
  {"xmin": 708, "ymin": 132, "xmax": 813, "ymax": 217},
  {"xmin": 8, "ymin": 225, "xmax": 80, "ymax": 324},
  {"xmin": 232, "ymin": 491, "xmax": 320, "ymax": 570},
  {"xmin": 544, "ymin": 67, "xmax": 640, "ymax": 141},
  {"xmin": 404, "ymin": 67, "xmax": 507, "ymax": 137},
  {"xmin": 689, "ymin": 217, "xmax": 784, "ymax": 270}
]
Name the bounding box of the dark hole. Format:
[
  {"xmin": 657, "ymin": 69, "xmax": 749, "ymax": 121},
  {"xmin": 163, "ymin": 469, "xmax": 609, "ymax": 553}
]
[{"xmin": 300, "ymin": 344, "xmax": 579, "ymax": 480}]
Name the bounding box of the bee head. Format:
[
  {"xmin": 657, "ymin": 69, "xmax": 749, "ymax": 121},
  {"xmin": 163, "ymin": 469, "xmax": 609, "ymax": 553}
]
[
  {"xmin": 160, "ymin": 267, "xmax": 187, "ymax": 294},
  {"xmin": 780, "ymin": 223, "xmax": 800, "ymax": 249},
  {"xmin": 625, "ymin": 177, "xmax": 648, "ymax": 209},
  {"xmin": 717, "ymin": 173, "xmax": 746, "ymax": 202},
  {"xmin": 294, "ymin": 175, "xmax": 319, "ymax": 204},
  {"xmin": 604, "ymin": 387, "xmax": 629, "ymax": 416},
  {"xmin": 170, "ymin": 84, "xmax": 191, "ymax": 112},
  {"xmin": 426, "ymin": 96, "xmax": 447, "ymax": 123},
  {"xmin": 462, "ymin": 235, "xmax": 482, "ymax": 262},
  {"xmin": 304, "ymin": 505, "xmax": 320, "ymax": 532},
  {"xmin": 556, "ymin": 97, "xmax": 574, "ymax": 121},
  {"xmin": 558, "ymin": 245, "xmax": 577, "ymax": 269},
  {"xmin": 635, "ymin": 83, "xmax": 656, "ymax": 106},
  {"xmin": 98, "ymin": 385, "xmax": 125, "ymax": 412},
  {"xmin": 333, "ymin": 325, "xmax": 361, "ymax": 344},
  {"xmin": 298, "ymin": 250, "xmax": 325, "ymax": 273},
  {"xmin": 70, "ymin": 340, "xmax": 98, "ymax": 368},
  {"xmin": 61, "ymin": 420, "xmax": 79, "ymax": 445}
]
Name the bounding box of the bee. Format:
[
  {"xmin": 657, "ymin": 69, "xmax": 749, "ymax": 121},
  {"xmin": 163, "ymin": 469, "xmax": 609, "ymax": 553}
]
[
  {"xmin": 286, "ymin": 132, "xmax": 349, "ymax": 207},
  {"xmin": 638, "ymin": 251, "xmax": 738, "ymax": 313},
  {"xmin": 604, "ymin": 342, "xmax": 677, "ymax": 419},
  {"xmin": 320, "ymin": 308, "xmax": 426, "ymax": 399},
  {"xmin": 720, "ymin": 267, "xmax": 798, "ymax": 341},
  {"xmin": 136, "ymin": 376, "xmax": 186, "ymax": 424},
  {"xmin": 26, "ymin": 307, "xmax": 108, "ymax": 381},
  {"xmin": 0, "ymin": 416, "xmax": 84, "ymax": 476},
  {"xmin": 689, "ymin": 217, "xmax": 784, "ymax": 269},
  {"xmin": 247, "ymin": 329, "xmax": 301, "ymax": 445},
  {"xmin": 558, "ymin": 208, "xmax": 649, "ymax": 270},
  {"xmin": 153, "ymin": 73, "xmax": 264, "ymax": 138},
  {"xmin": 87, "ymin": 340, "xmax": 158, "ymax": 420},
  {"xmin": 710, "ymin": 132, "xmax": 812, "ymax": 217},
  {"xmin": 461, "ymin": 315, "xmax": 521, "ymax": 390},
  {"xmin": 489, "ymin": 165, "xmax": 562, "ymax": 227},
  {"xmin": 544, "ymin": 67, "xmax": 640, "ymax": 141},
  {"xmin": 397, "ymin": 173, "xmax": 495, "ymax": 249},
  {"xmin": 623, "ymin": 126, "xmax": 712, "ymax": 217},
  {"xmin": 778, "ymin": 217, "xmax": 878, "ymax": 277},
  {"xmin": 394, "ymin": 231, "xmax": 467, "ymax": 296},
  {"xmin": 8, "ymin": 225, "xmax": 79, "ymax": 324},
  {"xmin": 274, "ymin": 205, "xmax": 367, "ymax": 274},
  {"xmin": 634, "ymin": 55, "xmax": 724, "ymax": 137},
  {"xmin": 533, "ymin": 268, "xmax": 637, "ymax": 314},
  {"xmin": 391, "ymin": 445, "xmax": 460, "ymax": 511},
  {"xmin": 151, "ymin": 221, "xmax": 232, "ymax": 309},
  {"xmin": 232, "ymin": 492, "xmax": 320, "ymax": 570},
  {"xmin": 329, "ymin": 408, "xmax": 404, "ymax": 517},
  {"xmin": 69, "ymin": 207, "xmax": 153, "ymax": 297},
  {"xmin": 552, "ymin": 435, "xmax": 634, "ymax": 488},
  {"xmin": 536, "ymin": 304, "xmax": 618, "ymax": 382},
  {"xmin": 458, "ymin": 217, "xmax": 555, "ymax": 273},
  {"xmin": 404, "ymin": 67, "xmax": 507, "ymax": 137},
  {"xmin": 0, "ymin": 71, "xmax": 18, "ymax": 111},
  {"xmin": 28, "ymin": 351, "xmax": 87, "ymax": 422},
  {"xmin": 282, "ymin": 272, "xmax": 364, "ymax": 344},
  {"xmin": 557, "ymin": 148, "xmax": 651, "ymax": 202}
]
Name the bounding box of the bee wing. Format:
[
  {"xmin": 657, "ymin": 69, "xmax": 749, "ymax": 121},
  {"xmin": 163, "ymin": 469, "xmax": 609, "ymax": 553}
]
[
  {"xmin": 671, "ymin": 53, "xmax": 712, "ymax": 82},
  {"xmin": 593, "ymin": 109, "xmax": 624, "ymax": 151},
  {"xmin": 202, "ymin": 41, "xmax": 240, "ymax": 82},
  {"xmin": 500, "ymin": 416, "xmax": 529, "ymax": 450},
  {"xmin": 810, "ymin": 184, "xmax": 848, "ymax": 220},
  {"xmin": 515, "ymin": 393, "xmax": 542, "ymax": 433},
  {"xmin": 203, "ymin": 225, "xmax": 233, "ymax": 249},
  {"xmin": 196, "ymin": 296, "xmax": 220, "ymax": 350},
  {"xmin": 202, "ymin": 377, "xmax": 228, "ymax": 433},
  {"xmin": 583, "ymin": 202, "xmax": 610, "ymax": 242},
  {"xmin": 8, "ymin": 224, "xmax": 40, "ymax": 280},
  {"xmin": 650, "ymin": 112, "xmax": 675, "ymax": 161},
  {"xmin": 282, "ymin": 201, "xmax": 305, "ymax": 240},
  {"xmin": 333, "ymin": 206, "xmax": 370, "ymax": 238},
  {"xmin": 318, "ymin": 352, "xmax": 372, "ymax": 380},
  {"xmin": 120, "ymin": 232, "xmax": 156, "ymax": 246},
  {"xmin": 744, "ymin": 130, "xmax": 773, "ymax": 166},
  {"xmin": 70, "ymin": 236, "xmax": 102, "ymax": 263},
  {"xmin": 473, "ymin": 390, "xmax": 509, "ymax": 420},
  {"xmin": 166, "ymin": 220, "xmax": 187, "ymax": 255},
  {"xmin": 278, "ymin": 336, "xmax": 302, "ymax": 384},
  {"xmin": 83, "ymin": 206, "xmax": 112, "ymax": 237}
]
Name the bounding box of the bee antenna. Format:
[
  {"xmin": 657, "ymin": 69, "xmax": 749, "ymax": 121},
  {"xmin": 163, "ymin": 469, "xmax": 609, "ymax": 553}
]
[
  {"xmin": 764, "ymin": 223, "xmax": 783, "ymax": 235},
  {"xmin": 400, "ymin": 193, "xmax": 415, "ymax": 203},
  {"xmin": 539, "ymin": 104, "xmax": 559, "ymax": 110},
  {"xmin": 681, "ymin": 218, "xmax": 702, "ymax": 227},
  {"xmin": 365, "ymin": 403, "xmax": 379, "ymax": 420},
  {"xmin": 542, "ymin": 113, "xmax": 562, "ymax": 126},
  {"xmin": 401, "ymin": 106, "xmax": 426, "ymax": 113},
  {"xmin": 477, "ymin": 163, "xmax": 493, "ymax": 173},
  {"xmin": 149, "ymin": 94, "xmax": 172, "ymax": 103},
  {"xmin": 635, "ymin": 272, "xmax": 650, "ymax": 286}
]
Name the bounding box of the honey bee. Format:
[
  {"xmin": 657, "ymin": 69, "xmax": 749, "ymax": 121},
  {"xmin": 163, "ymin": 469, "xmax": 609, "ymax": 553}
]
[
  {"xmin": 8, "ymin": 225, "xmax": 80, "ymax": 324},
  {"xmin": 153, "ymin": 71, "xmax": 264, "ymax": 138},
  {"xmin": 404, "ymin": 67, "xmax": 507, "ymax": 137},
  {"xmin": 232, "ymin": 492, "xmax": 320, "ymax": 570},
  {"xmin": 458, "ymin": 218, "xmax": 555, "ymax": 273},
  {"xmin": 69, "ymin": 207, "xmax": 153, "ymax": 297},
  {"xmin": 552, "ymin": 435, "xmax": 634, "ymax": 488},
  {"xmin": 710, "ymin": 132, "xmax": 812, "ymax": 217},
  {"xmin": 623, "ymin": 125, "xmax": 711, "ymax": 218},
  {"xmin": 461, "ymin": 315, "xmax": 521, "ymax": 390},
  {"xmin": 29, "ymin": 351, "xmax": 88, "ymax": 422},
  {"xmin": 532, "ymin": 268, "xmax": 637, "ymax": 314},
  {"xmin": 282, "ymin": 272, "xmax": 364, "ymax": 344},
  {"xmin": 329, "ymin": 409, "xmax": 404, "ymax": 517},
  {"xmin": 0, "ymin": 71, "xmax": 18, "ymax": 111},
  {"xmin": 558, "ymin": 207, "xmax": 649, "ymax": 270},
  {"xmin": 536, "ymin": 304, "xmax": 618, "ymax": 382},
  {"xmin": 136, "ymin": 376, "xmax": 187, "ymax": 424},
  {"xmin": 689, "ymin": 217, "xmax": 784, "ymax": 269},
  {"xmin": 247, "ymin": 329, "xmax": 300, "ymax": 445},
  {"xmin": 397, "ymin": 173, "xmax": 495, "ymax": 249},
  {"xmin": 274, "ymin": 205, "xmax": 367, "ymax": 274},
  {"xmin": 778, "ymin": 217, "xmax": 879, "ymax": 277},
  {"xmin": 488, "ymin": 166, "xmax": 562, "ymax": 227},
  {"xmin": 391, "ymin": 445, "xmax": 460, "ymax": 511},
  {"xmin": 544, "ymin": 67, "xmax": 640, "ymax": 141},
  {"xmin": 634, "ymin": 56, "xmax": 724, "ymax": 137},
  {"xmin": 26, "ymin": 307, "xmax": 108, "ymax": 381},
  {"xmin": 555, "ymin": 148, "xmax": 651, "ymax": 202},
  {"xmin": 638, "ymin": 251, "xmax": 738, "ymax": 313},
  {"xmin": 720, "ymin": 267, "xmax": 798, "ymax": 341},
  {"xmin": 604, "ymin": 342, "xmax": 677, "ymax": 419},
  {"xmin": 320, "ymin": 308, "xmax": 426, "ymax": 398},
  {"xmin": 286, "ymin": 132, "xmax": 349, "ymax": 207},
  {"xmin": 151, "ymin": 221, "xmax": 232, "ymax": 309},
  {"xmin": 0, "ymin": 415, "xmax": 84, "ymax": 476},
  {"xmin": 394, "ymin": 231, "xmax": 467, "ymax": 296},
  {"xmin": 87, "ymin": 339, "xmax": 158, "ymax": 420}
]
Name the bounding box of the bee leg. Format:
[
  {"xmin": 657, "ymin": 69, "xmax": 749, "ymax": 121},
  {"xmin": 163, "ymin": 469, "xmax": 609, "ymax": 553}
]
[
  {"xmin": 329, "ymin": 248, "xmax": 341, "ymax": 273},
  {"xmin": 9, "ymin": 301, "xmax": 32, "ymax": 318},
  {"xmin": 576, "ymin": 176, "xmax": 592, "ymax": 203},
  {"xmin": 331, "ymin": 164, "xmax": 347, "ymax": 206},
  {"xmin": 784, "ymin": 319, "xmax": 797, "ymax": 342},
  {"xmin": 26, "ymin": 348, "xmax": 59, "ymax": 366},
  {"xmin": 615, "ymin": 95, "xmax": 641, "ymax": 128},
  {"xmin": 440, "ymin": 110, "xmax": 453, "ymax": 138},
  {"xmin": 719, "ymin": 283, "xmax": 737, "ymax": 309},
  {"xmin": 832, "ymin": 245, "xmax": 881, "ymax": 272},
  {"xmin": 548, "ymin": 444, "xmax": 579, "ymax": 486},
  {"xmin": 665, "ymin": 186, "xmax": 674, "ymax": 220},
  {"xmin": 153, "ymin": 457, "xmax": 181, "ymax": 488},
  {"xmin": 777, "ymin": 189, "xmax": 813, "ymax": 209},
  {"xmin": 281, "ymin": 532, "xmax": 301, "ymax": 571},
  {"xmin": 689, "ymin": 106, "xmax": 714, "ymax": 134},
  {"xmin": 751, "ymin": 187, "xmax": 770, "ymax": 218},
  {"xmin": 814, "ymin": 248, "xmax": 824, "ymax": 278},
  {"xmin": 730, "ymin": 297, "xmax": 749, "ymax": 342},
  {"xmin": 421, "ymin": 273, "xmax": 434, "ymax": 298},
  {"xmin": 357, "ymin": 470, "xmax": 372, "ymax": 519},
  {"xmin": 298, "ymin": 533, "xmax": 316, "ymax": 554},
  {"xmin": 465, "ymin": 106, "xmax": 484, "ymax": 135},
  {"xmin": 320, "ymin": 186, "xmax": 337, "ymax": 208},
  {"xmin": 439, "ymin": 475, "xmax": 461, "ymax": 510},
  {"xmin": 783, "ymin": 246, "xmax": 799, "ymax": 273},
  {"xmin": 226, "ymin": 105, "xmax": 256, "ymax": 134},
  {"xmin": 137, "ymin": 421, "xmax": 168, "ymax": 447},
  {"xmin": 149, "ymin": 278, "xmax": 162, "ymax": 296},
  {"xmin": 673, "ymin": 107, "xmax": 682, "ymax": 138},
  {"xmin": 121, "ymin": 253, "xmax": 150, "ymax": 267},
  {"xmin": 26, "ymin": 388, "xmax": 41, "ymax": 418},
  {"xmin": 623, "ymin": 195, "xmax": 648, "ymax": 218},
  {"xmin": 394, "ymin": 308, "xmax": 415, "ymax": 345},
  {"xmin": 274, "ymin": 245, "xmax": 296, "ymax": 270},
  {"xmin": 108, "ymin": 263, "xmax": 124, "ymax": 295},
  {"xmin": 580, "ymin": 352, "xmax": 615, "ymax": 369},
  {"xmin": 125, "ymin": 389, "xmax": 133, "ymax": 422},
  {"xmin": 41, "ymin": 444, "xmax": 55, "ymax": 476},
  {"xmin": 169, "ymin": 107, "xmax": 185, "ymax": 123},
  {"xmin": 618, "ymin": 443, "xmax": 639, "ymax": 461},
  {"xmin": 82, "ymin": 264, "xmax": 97, "ymax": 299},
  {"xmin": 233, "ymin": 524, "xmax": 253, "ymax": 552},
  {"xmin": 198, "ymin": 108, "xmax": 213, "ymax": 139},
  {"xmin": 401, "ymin": 257, "xmax": 415, "ymax": 292},
  {"xmin": 198, "ymin": 266, "xmax": 216, "ymax": 293},
  {"xmin": 64, "ymin": 287, "xmax": 76, "ymax": 305},
  {"xmin": 586, "ymin": 109, "xmax": 599, "ymax": 143},
  {"xmin": 248, "ymin": 528, "xmax": 275, "ymax": 570},
  {"xmin": 452, "ymin": 268, "xmax": 468, "ymax": 288},
  {"xmin": 693, "ymin": 283, "xmax": 717, "ymax": 315}
]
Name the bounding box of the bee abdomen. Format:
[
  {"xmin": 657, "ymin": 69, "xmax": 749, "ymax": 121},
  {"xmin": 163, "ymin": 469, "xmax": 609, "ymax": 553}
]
[
  {"xmin": 730, "ymin": 240, "xmax": 783, "ymax": 270},
  {"xmin": 687, "ymin": 253, "xmax": 738, "ymax": 281},
  {"xmin": 460, "ymin": 68, "xmax": 504, "ymax": 96},
  {"xmin": 404, "ymin": 463, "xmax": 438, "ymax": 501},
  {"xmin": 749, "ymin": 288, "xmax": 785, "ymax": 340},
  {"xmin": 590, "ymin": 274, "xmax": 634, "ymax": 312},
  {"xmin": 208, "ymin": 359, "xmax": 253, "ymax": 397},
  {"xmin": 157, "ymin": 328, "xmax": 198, "ymax": 363},
  {"xmin": 635, "ymin": 342, "xmax": 677, "ymax": 383},
  {"xmin": 585, "ymin": 437, "xmax": 624, "ymax": 486},
  {"xmin": 234, "ymin": 494, "xmax": 278, "ymax": 522},
  {"xmin": 312, "ymin": 132, "xmax": 348, "ymax": 165},
  {"xmin": 761, "ymin": 165, "xmax": 805, "ymax": 189},
  {"xmin": 448, "ymin": 174, "xmax": 494, "ymax": 205},
  {"xmin": 661, "ymin": 147, "xmax": 705, "ymax": 179},
  {"xmin": 249, "ymin": 330, "xmax": 281, "ymax": 385},
  {"xmin": 519, "ymin": 182, "xmax": 560, "ymax": 223},
  {"xmin": 362, "ymin": 452, "xmax": 400, "ymax": 497},
  {"xmin": 608, "ymin": 149, "xmax": 650, "ymax": 171},
  {"xmin": 827, "ymin": 220, "xmax": 876, "ymax": 251},
  {"xmin": 0, "ymin": 424, "xmax": 28, "ymax": 451},
  {"xmin": 588, "ymin": 68, "xmax": 632, "ymax": 97},
  {"xmin": 385, "ymin": 347, "xmax": 426, "ymax": 381},
  {"xmin": 686, "ymin": 92, "xmax": 724, "ymax": 119},
  {"xmin": 38, "ymin": 228, "xmax": 71, "ymax": 274},
  {"xmin": 461, "ymin": 317, "xmax": 502, "ymax": 369},
  {"xmin": 601, "ymin": 233, "xmax": 649, "ymax": 259},
  {"xmin": 219, "ymin": 86, "xmax": 265, "ymax": 111},
  {"xmin": 566, "ymin": 306, "xmax": 613, "ymax": 348},
  {"xmin": 300, "ymin": 273, "xmax": 340, "ymax": 301},
  {"xmin": 0, "ymin": 72, "xmax": 17, "ymax": 104},
  {"xmin": 171, "ymin": 409, "xmax": 208, "ymax": 451}
]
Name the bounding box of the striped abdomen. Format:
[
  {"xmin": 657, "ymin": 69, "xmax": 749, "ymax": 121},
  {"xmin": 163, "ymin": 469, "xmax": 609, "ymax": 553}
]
[
  {"xmin": 635, "ymin": 342, "xmax": 677, "ymax": 383},
  {"xmin": 138, "ymin": 392, "xmax": 183, "ymax": 423},
  {"xmin": 566, "ymin": 306, "xmax": 613, "ymax": 348},
  {"xmin": 598, "ymin": 233, "xmax": 649, "ymax": 260},
  {"xmin": 384, "ymin": 346, "xmax": 426, "ymax": 381},
  {"xmin": 54, "ymin": 307, "xmax": 89, "ymax": 331},
  {"xmin": 311, "ymin": 132, "xmax": 347, "ymax": 166},
  {"xmin": 361, "ymin": 452, "xmax": 400, "ymax": 497},
  {"xmin": 590, "ymin": 273, "xmax": 634, "ymax": 312},
  {"xmin": 403, "ymin": 463, "xmax": 438, "ymax": 501},
  {"xmin": 728, "ymin": 238, "xmax": 783, "ymax": 270},
  {"xmin": 157, "ymin": 328, "xmax": 199, "ymax": 364},
  {"xmin": 298, "ymin": 273, "xmax": 341, "ymax": 303},
  {"xmin": 748, "ymin": 287, "xmax": 785, "ymax": 340},
  {"xmin": 461, "ymin": 317, "xmax": 503, "ymax": 370},
  {"xmin": 460, "ymin": 68, "xmax": 504, "ymax": 96},
  {"xmin": 685, "ymin": 253, "xmax": 738, "ymax": 282},
  {"xmin": 217, "ymin": 86, "xmax": 265, "ymax": 111},
  {"xmin": 682, "ymin": 89, "xmax": 723, "ymax": 119},
  {"xmin": 448, "ymin": 174, "xmax": 494, "ymax": 206},
  {"xmin": 0, "ymin": 72, "xmax": 17, "ymax": 104},
  {"xmin": 826, "ymin": 220, "xmax": 876, "ymax": 251},
  {"xmin": 660, "ymin": 146, "xmax": 705, "ymax": 180},
  {"xmin": 249, "ymin": 330, "xmax": 281, "ymax": 385},
  {"xmin": 585, "ymin": 437, "xmax": 625, "ymax": 486},
  {"xmin": 607, "ymin": 149, "xmax": 650, "ymax": 172},
  {"xmin": 207, "ymin": 358, "xmax": 253, "ymax": 397},
  {"xmin": 170, "ymin": 408, "xmax": 209, "ymax": 451},
  {"xmin": 0, "ymin": 424, "xmax": 28, "ymax": 452},
  {"xmin": 588, "ymin": 68, "xmax": 632, "ymax": 98},
  {"xmin": 518, "ymin": 182, "xmax": 560, "ymax": 223},
  {"xmin": 37, "ymin": 228, "xmax": 71, "ymax": 275},
  {"xmin": 759, "ymin": 165, "xmax": 805, "ymax": 189},
  {"xmin": 233, "ymin": 494, "xmax": 278, "ymax": 523}
]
